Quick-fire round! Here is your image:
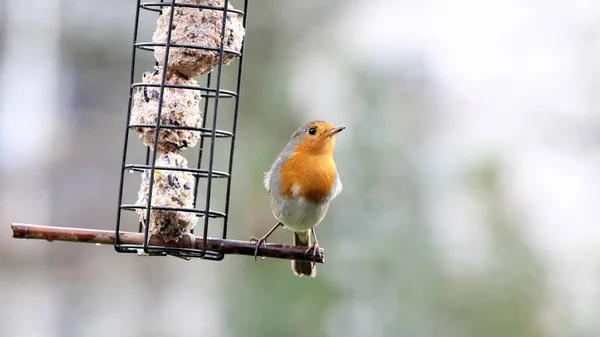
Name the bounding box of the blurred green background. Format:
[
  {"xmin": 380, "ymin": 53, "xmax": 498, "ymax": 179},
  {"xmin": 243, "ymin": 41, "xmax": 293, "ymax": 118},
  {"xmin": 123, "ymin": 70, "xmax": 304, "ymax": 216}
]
[{"xmin": 1, "ymin": 0, "xmax": 599, "ymax": 336}]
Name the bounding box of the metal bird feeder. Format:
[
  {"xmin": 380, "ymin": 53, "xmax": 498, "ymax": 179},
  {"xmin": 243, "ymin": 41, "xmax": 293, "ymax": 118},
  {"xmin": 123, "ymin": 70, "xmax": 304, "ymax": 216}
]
[
  {"xmin": 10, "ymin": 0, "xmax": 324, "ymax": 265},
  {"xmin": 114, "ymin": 0, "xmax": 247, "ymax": 260}
]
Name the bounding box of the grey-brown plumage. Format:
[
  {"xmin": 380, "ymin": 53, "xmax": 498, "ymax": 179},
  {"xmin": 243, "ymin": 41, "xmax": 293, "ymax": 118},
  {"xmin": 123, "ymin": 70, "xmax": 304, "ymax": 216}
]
[{"xmin": 292, "ymin": 231, "xmax": 316, "ymax": 277}]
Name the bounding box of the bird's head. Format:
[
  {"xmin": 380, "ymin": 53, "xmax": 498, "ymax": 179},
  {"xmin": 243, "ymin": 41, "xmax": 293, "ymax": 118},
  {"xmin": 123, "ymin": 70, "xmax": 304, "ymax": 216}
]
[{"xmin": 290, "ymin": 120, "xmax": 345, "ymax": 156}]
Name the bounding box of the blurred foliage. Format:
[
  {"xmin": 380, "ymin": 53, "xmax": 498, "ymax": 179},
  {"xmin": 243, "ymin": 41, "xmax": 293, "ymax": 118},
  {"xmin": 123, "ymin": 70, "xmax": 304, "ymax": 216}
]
[
  {"xmin": 223, "ymin": 0, "xmax": 552, "ymax": 332},
  {"xmin": 434, "ymin": 159, "xmax": 548, "ymax": 337}
]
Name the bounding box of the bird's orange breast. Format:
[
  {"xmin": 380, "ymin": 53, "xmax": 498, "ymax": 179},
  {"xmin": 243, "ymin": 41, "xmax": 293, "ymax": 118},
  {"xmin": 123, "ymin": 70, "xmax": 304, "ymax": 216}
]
[{"xmin": 279, "ymin": 150, "xmax": 337, "ymax": 204}]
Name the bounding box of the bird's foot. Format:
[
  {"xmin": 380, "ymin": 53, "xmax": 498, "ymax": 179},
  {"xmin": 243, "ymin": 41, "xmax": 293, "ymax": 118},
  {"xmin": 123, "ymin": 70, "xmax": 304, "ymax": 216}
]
[
  {"xmin": 249, "ymin": 236, "xmax": 269, "ymax": 261},
  {"xmin": 304, "ymin": 241, "xmax": 323, "ymax": 264},
  {"xmin": 249, "ymin": 222, "xmax": 283, "ymax": 262}
]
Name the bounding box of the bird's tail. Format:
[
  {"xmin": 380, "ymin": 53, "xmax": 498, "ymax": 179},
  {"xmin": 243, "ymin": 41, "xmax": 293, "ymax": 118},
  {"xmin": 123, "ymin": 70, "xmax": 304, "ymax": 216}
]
[{"xmin": 292, "ymin": 231, "xmax": 316, "ymax": 278}]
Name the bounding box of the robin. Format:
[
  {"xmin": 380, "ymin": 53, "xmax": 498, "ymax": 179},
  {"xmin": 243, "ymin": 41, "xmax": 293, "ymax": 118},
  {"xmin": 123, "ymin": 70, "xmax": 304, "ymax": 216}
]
[{"xmin": 251, "ymin": 120, "xmax": 345, "ymax": 278}]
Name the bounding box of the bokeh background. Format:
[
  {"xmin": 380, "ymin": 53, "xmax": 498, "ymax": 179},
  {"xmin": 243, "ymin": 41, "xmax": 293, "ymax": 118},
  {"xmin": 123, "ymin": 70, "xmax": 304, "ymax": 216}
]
[{"xmin": 1, "ymin": 0, "xmax": 599, "ymax": 336}]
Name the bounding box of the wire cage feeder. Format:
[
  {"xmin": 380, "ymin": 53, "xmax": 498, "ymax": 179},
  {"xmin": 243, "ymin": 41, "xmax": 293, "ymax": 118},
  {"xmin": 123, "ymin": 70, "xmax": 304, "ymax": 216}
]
[
  {"xmin": 115, "ymin": 0, "xmax": 248, "ymax": 261},
  {"xmin": 10, "ymin": 0, "xmax": 323, "ymax": 265}
]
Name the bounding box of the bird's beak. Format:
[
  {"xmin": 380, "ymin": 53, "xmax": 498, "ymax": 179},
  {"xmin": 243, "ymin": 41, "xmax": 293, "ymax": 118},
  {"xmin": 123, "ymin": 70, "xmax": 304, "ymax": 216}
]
[{"xmin": 326, "ymin": 125, "xmax": 346, "ymax": 137}]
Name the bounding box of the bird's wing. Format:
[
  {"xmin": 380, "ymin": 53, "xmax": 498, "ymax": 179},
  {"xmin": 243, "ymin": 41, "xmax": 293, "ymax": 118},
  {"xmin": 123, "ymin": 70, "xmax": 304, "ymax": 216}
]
[
  {"xmin": 264, "ymin": 155, "xmax": 283, "ymax": 192},
  {"xmin": 330, "ymin": 171, "xmax": 343, "ymax": 200},
  {"xmin": 263, "ymin": 170, "xmax": 271, "ymax": 192}
]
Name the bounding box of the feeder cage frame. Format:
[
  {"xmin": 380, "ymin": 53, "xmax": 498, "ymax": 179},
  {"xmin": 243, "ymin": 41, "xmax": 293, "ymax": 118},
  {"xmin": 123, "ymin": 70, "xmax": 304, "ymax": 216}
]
[
  {"xmin": 10, "ymin": 0, "xmax": 325, "ymax": 265},
  {"xmin": 114, "ymin": 0, "xmax": 248, "ymax": 261}
]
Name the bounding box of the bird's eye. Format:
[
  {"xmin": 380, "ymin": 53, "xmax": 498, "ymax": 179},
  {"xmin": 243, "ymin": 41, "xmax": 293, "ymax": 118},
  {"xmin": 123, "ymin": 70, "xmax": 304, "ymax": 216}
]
[{"xmin": 308, "ymin": 127, "xmax": 317, "ymax": 135}]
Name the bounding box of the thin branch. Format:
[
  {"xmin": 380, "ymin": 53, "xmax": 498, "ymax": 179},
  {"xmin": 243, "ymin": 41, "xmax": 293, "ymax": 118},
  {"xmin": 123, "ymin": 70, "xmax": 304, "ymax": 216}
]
[{"xmin": 10, "ymin": 223, "xmax": 324, "ymax": 263}]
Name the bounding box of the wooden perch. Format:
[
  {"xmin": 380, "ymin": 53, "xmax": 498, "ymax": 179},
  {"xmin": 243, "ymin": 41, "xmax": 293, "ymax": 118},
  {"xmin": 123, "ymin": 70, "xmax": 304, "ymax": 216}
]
[{"xmin": 10, "ymin": 223, "xmax": 324, "ymax": 263}]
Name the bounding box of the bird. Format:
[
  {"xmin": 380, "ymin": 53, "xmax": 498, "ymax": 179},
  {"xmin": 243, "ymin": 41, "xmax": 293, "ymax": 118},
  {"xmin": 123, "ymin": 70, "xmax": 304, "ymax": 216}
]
[{"xmin": 250, "ymin": 120, "xmax": 345, "ymax": 278}]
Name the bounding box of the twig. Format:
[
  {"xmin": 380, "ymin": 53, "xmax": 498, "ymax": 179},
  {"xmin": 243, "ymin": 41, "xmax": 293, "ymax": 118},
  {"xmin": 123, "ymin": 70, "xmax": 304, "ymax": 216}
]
[{"xmin": 10, "ymin": 223, "xmax": 324, "ymax": 263}]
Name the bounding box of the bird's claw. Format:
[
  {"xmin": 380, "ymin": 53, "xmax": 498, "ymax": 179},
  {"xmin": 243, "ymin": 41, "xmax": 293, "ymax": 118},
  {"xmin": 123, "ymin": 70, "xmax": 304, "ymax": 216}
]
[
  {"xmin": 250, "ymin": 236, "xmax": 268, "ymax": 261},
  {"xmin": 304, "ymin": 241, "xmax": 323, "ymax": 264}
]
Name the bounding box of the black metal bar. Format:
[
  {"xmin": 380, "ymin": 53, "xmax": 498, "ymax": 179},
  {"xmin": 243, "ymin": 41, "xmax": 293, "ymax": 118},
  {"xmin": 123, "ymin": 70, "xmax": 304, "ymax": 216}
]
[
  {"xmin": 142, "ymin": 0, "xmax": 179, "ymax": 254},
  {"xmin": 120, "ymin": 204, "xmax": 225, "ymax": 218},
  {"xmin": 140, "ymin": 2, "xmax": 245, "ymax": 15},
  {"xmin": 127, "ymin": 124, "xmax": 233, "ymax": 137},
  {"xmin": 190, "ymin": 73, "xmax": 212, "ymax": 228},
  {"xmin": 135, "ymin": 42, "xmax": 242, "ymax": 57},
  {"xmin": 115, "ymin": 0, "xmax": 142, "ymax": 253},
  {"xmin": 200, "ymin": 0, "xmax": 231, "ymax": 256},
  {"xmin": 131, "ymin": 82, "xmax": 238, "ymax": 98},
  {"xmin": 123, "ymin": 164, "xmax": 230, "ymax": 178},
  {"xmin": 222, "ymin": 0, "xmax": 248, "ymax": 242}
]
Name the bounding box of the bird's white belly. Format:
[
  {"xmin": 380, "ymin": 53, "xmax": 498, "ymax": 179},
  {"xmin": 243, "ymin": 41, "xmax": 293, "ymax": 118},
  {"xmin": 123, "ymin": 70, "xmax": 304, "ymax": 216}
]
[{"xmin": 271, "ymin": 196, "xmax": 329, "ymax": 232}]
